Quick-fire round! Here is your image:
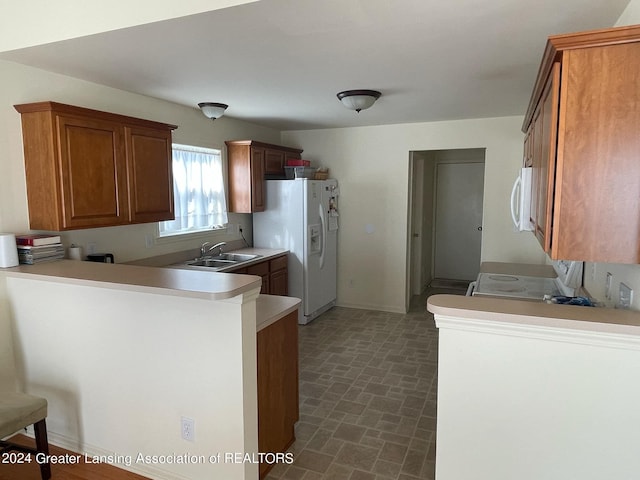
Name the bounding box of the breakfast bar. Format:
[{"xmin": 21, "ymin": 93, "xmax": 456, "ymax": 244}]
[
  {"xmin": 428, "ymin": 294, "xmax": 640, "ymax": 480},
  {"xmin": 1, "ymin": 260, "xmax": 300, "ymax": 480}
]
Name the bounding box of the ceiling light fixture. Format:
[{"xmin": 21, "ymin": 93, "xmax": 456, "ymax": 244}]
[
  {"xmin": 198, "ymin": 102, "xmax": 228, "ymax": 121},
  {"xmin": 337, "ymin": 90, "xmax": 381, "ymax": 113}
]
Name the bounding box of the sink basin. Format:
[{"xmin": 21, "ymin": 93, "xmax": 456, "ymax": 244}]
[
  {"xmin": 178, "ymin": 252, "xmax": 262, "ymax": 270},
  {"xmin": 210, "ymin": 253, "xmax": 261, "ymax": 262},
  {"xmin": 185, "ymin": 258, "xmax": 236, "ymax": 268}
]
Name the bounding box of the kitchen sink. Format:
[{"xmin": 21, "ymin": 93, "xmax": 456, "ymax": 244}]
[
  {"xmin": 185, "ymin": 259, "xmax": 236, "ymax": 268},
  {"xmin": 177, "ymin": 252, "xmax": 262, "ymax": 271},
  {"xmin": 210, "ymin": 253, "xmax": 261, "ymax": 262}
]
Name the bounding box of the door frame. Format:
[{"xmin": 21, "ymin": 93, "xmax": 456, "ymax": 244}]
[{"xmin": 405, "ymin": 148, "xmax": 486, "ymax": 311}]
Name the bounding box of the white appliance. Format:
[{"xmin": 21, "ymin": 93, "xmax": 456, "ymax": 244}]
[
  {"xmin": 510, "ymin": 167, "xmax": 534, "ymax": 231},
  {"xmin": 468, "ymin": 260, "xmax": 583, "ymax": 301},
  {"xmin": 253, "ymin": 179, "xmax": 339, "ymax": 325}
]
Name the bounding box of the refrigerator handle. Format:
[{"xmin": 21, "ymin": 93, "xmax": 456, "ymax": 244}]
[{"xmin": 319, "ymin": 203, "xmax": 326, "ymax": 269}]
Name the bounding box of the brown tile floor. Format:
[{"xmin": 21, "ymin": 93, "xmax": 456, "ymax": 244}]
[{"xmin": 266, "ymin": 285, "xmax": 466, "ymax": 480}]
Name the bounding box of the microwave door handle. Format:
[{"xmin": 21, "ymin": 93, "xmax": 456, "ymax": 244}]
[{"xmin": 510, "ymin": 176, "xmax": 521, "ymax": 228}]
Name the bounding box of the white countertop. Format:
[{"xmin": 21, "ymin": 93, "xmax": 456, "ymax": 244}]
[
  {"xmin": 3, "ymin": 248, "xmax": 300, "ymax": 331},
  {"xmin": 427, "ymin": 294, "xmax": 640, "ymax": 336},
  {"xmin": 3, "ymin": 259, "xmax": 262, "ymax": 301},
  {"xmin": 256, "ymin": 295, "xmax": 301, "ymax": 332}
]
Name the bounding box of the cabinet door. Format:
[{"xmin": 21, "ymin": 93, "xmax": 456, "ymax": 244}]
[
  {"xmin": 264, "ymin": 148, "xmax": 285, "ymax": 176},
  {"xmin": 531, "ymin": 63, "xmax": 560, "ymax": 253},
  {"xmin": 269, "ymin": 255, "xmax": 289, "ymax": 296},
  {"xmin": 552, "ymin": 43, "xmax": 640, "ymax": 262},
  {"xmin": 250, "ymin": 147, "xmax": 266, "ymax": 212},
  {"xmin": 523, "ymin": 127, "xmax": 533, "ymax": 168},
  {"xmin": 125, "ymin": 126, "xmax": 174, "ymax": 223},
  {"xmin": 270, "ymin": 269, "xmax": 288, "ymax": 296},
  {"xmin": 248, "ymin": 261, "xmax": 270, "ymax": 293},
  {"xmin": 257, "ymin": 309, "xmax": 299, "ymax": 478},
  {"xmin": 57, "ymin": 115, "xmax": 129, "ymax": 229}
]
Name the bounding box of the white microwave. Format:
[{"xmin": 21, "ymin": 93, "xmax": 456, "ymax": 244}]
[{"xmin": 510, "ymin": 167, "xmax": 534, "ymax": 232}]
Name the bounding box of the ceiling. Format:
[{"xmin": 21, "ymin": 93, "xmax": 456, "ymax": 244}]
[{"xmin": 0, "ymin": 0, "xmax": 630, "ymax": 131}]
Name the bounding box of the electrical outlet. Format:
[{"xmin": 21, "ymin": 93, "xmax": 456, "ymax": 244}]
[
  {"xmin": 618, "ymin": 283, "xmax": 633, "ymax": 310},
  {"xmin": 181, "ymin": 416, "xmax": 195, "ymax": 442},
  {"xmin": 605, "ymin": 272, "xmax": 613, "ymax": 300},
  {"xmin": 144, "ymin": 234, "xmax": 154, "ymax": 248},
  {"xmin": 87, "ymin": 242, "xmax": 97, "ymax": 255}
]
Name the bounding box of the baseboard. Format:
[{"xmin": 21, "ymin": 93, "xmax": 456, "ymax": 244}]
[
  {"xmin": 29, "ymin": 429, "xmax": 192, "ymax": 480},
  {"xmin": 335, "ymin": 302, "xmax": 407, "ymax": 314}
]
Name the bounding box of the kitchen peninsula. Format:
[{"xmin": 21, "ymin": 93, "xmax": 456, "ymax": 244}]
[
  {"xmin": 428, "ymin": 295, "xmax": 640, "ymax": 480},
  {"xmin": 1, "ymin": 260, "xmax": 300, "ymax": 480}
]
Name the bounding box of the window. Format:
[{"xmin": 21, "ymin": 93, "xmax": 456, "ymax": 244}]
[{"xmin": 159, "ymin": 144, "xmax": 228, "ymax": 237}]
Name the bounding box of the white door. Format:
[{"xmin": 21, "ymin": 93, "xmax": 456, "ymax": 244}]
[{"xmin": 433, "ymin": 162, "xmax": 484, "ymax": 281}]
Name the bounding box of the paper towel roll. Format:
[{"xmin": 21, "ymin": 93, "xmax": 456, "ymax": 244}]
[
  {"xmin": 68, "ymin": 245, "xmax": 83, "ymax": 260},
  {"xmin": 0, "ymin": 234, "xmax": 19, "ymax": 268}
]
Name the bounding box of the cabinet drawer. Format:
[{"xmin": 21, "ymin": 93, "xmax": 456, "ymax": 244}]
[
  {"xmin": 248, "ymin": 261, "xmax": 269, "ymax": 276},
  {"xmin": 269, "ymin": 255, "xmax": 288, "ymax": 272}
]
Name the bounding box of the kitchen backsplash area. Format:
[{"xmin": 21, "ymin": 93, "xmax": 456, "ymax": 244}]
[
  {"xmin": 41, "ymin": 211, "xmax": 254, "ymax": 265},
  {"xmin": 584, "ymin": 261, "xmax": 640, "ymax": 310}
]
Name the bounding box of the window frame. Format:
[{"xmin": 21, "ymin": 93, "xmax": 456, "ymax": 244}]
[{"xmin": 155, "ymin": 143, "xmax": 229, "ymax": 242}]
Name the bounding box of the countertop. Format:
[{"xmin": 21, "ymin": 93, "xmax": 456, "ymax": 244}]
[
  {"xmin": 479, "ymin": 261, "xmax": 556, "ymax": 277},
  {"xmin": 3, "ymin": 248, "xmax": 299, "ymax": 330},
  {"xmin": 2, "ymin": 259, "xmax": 262, "ymax": 301},
  {"xmin": 126, "ymin": 247, "xmax": 288, "ymax": 270},
  {"xmin": 256, "ymin": 295, "xmax": 301, "ymax": 332},
  {"xmin": 427, "ymin": 294, "xmax": 640, "ymax": 336}
]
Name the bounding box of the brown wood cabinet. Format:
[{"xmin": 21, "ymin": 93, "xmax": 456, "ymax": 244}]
[
  {"xmin": 14, "ymin": 102, "xmax": 177, "ymax": 231},
  {"xmin": 257, "ymin": 309, "xmax": 298, "ymax": 479},
  {"xmin": 229, "ymin": 253, "xmax": 289, "ymax": 296},
  {"xmin": 225, "ymin": 140, "xmax": 302, "ymax": 213},
  {"xmin": 522, "ymin": 25, "xmax": 640, "ymax": 263},
  {"xmin": 125, "ymin": 125, "xmax": 174, "ymax": 224},
  {"xmin": 269, "ymin": 255, "xmax": 289, "ymax": 296}
]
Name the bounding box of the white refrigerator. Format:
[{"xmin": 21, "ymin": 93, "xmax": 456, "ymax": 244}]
[{"xmin": 253, "ymin": 179, "xmax": 339, "ymax": 325}]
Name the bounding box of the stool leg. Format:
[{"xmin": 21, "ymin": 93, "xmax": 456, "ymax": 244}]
[{"xmin": 33, "ymin": 419, "xmax": 51, "ymax": 480}]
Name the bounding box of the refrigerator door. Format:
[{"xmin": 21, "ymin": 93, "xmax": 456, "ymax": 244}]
[
  {"xmin": 303, "ymin": 181, "xmax": 337, "ymax": 322},
  {"xmin": 253, "ymin": 179, "xmax": 338, "ymax": 325}
]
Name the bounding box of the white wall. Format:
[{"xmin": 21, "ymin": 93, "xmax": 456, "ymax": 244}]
[
  {"xmin": 582, "ymin": 0, "xmax": 640, "ymax": 310},
  {"xmin": 6, "ymin": 275, "xmax": 260, "ymax": 480},
  {"xmin": 434, "ymin": 310, "xmax": 640, "ymax": 480},
  {"xmin": 0, "ymin": 276, "xmax": 16, "ymax": 392},
  {"xmin": 283, "ymin": 117, "xmax": 545, "ymax": 313}
]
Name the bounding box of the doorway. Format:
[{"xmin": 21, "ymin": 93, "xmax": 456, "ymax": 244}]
[
  {"xmin": 433, "ymin": 161, "xmax": 484, "ymax": 280},
  {"xmin": 407, "ymin": 148, "xmax": 485, "ymax": 303}
]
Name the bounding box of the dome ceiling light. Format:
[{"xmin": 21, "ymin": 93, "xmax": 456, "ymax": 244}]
[
  {"xmin": 336, "ymin": 90, "xmax": 381, "ymax": 113},
  {"xmin": 198, "ymin": 102, "xmax": 228, "ymax": 121}
]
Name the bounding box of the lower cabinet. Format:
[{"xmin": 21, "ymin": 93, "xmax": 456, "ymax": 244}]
[
  {"xmin": 257, "ymin": 309, "xmax": 299, "ymax": 479},
  {"xmin": 269, "ymin": 255, "xmax": 289, "ymax": 296},
  {"xmin": 230, "ymin": 253, "xmax": 288, "ymax": 296}
]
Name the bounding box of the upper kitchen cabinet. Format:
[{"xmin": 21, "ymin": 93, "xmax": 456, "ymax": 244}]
[
  {"xmin": 225, "ymin": 140, "xmax": 303, "ymax": 213},
  {"xmin": 14, "ymin": 102, "xmax": 177, "ymax": 231},
  {"xmin": 125, "ymin": 125, "xmax": 174, "ymax": 223},
  {"xmin": 522, "ymin": 25, "xmax": 640, "ymax": 264}
]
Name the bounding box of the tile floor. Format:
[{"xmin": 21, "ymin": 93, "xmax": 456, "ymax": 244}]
[{"xmin": 266, "ymin": 285, "xmax": 466, "ymax": 480}]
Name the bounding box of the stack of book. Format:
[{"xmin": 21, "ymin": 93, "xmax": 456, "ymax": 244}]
[{"xmin": 15, "ymin": 234, "xmax": 64, "ymax": 265}]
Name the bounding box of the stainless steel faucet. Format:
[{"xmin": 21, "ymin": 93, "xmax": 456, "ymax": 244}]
[{"xmin": 200, "ymin": 241, "xmax": 226, "ymax": 257}]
